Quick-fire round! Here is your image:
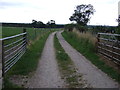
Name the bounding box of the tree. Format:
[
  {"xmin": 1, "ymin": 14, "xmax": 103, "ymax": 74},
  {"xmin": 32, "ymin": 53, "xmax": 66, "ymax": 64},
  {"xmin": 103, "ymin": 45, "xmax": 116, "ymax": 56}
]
[
  {"xmin": 32, "ymin": 20, "xmax": 45, "ymax": 28},
  {"xmin": 116, "ymin": 15, "xmax": 120, "ymax": 34},
  {"xmin": 117, "ymin": 15, "xmax": 120, "ymax": 26},
  {"xmin": 37, "ymin": 21, "xmax": 44, "ymax": 25},
  {"xmin": 69, "ymin": 4, "xmax": 95, "ymax": 26},
  {"xmin": 47, "ymin": 20, "xmax": 56, "ymax": 28},
  {"xmin": 64, "ymin": 23, "xmax": 75, "ymax": 32},
  {"xmin": 47, "ymin": 20, "xmax": 55, "ymax": 25},
  {"xmin": 37, "ymin": 21, "xmax": 46, "ymax": 28},
  {"xmin": 32, "ymin": 19, "xmax": 37, "ymax": 28}
]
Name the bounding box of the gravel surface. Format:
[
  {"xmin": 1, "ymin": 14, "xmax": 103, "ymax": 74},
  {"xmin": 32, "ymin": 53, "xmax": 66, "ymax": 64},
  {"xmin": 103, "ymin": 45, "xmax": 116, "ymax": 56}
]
[
  {"xmin": 26, "ymin": 32, "xmax": 65, "ymax": 88},
  {"xmin": 57, "ymin": 31, "xmax": 120, "ymax": 88}
]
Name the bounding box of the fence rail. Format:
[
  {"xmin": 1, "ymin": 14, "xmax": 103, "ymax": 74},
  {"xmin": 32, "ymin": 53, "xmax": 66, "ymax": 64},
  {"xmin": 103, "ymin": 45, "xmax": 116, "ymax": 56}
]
[
  {"xmin": 97, "ymin": 33, "xmax": 120, "ymax": 65},
  {"xmin": 0, "ymin": 31, "xmax": 27, "ymax": 77}
]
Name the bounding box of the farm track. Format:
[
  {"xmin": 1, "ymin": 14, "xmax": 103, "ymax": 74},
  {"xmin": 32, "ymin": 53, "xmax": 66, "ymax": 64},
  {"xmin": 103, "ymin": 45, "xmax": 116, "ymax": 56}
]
[
  {"xmin": 25, "ymin": 32, "xmax": 65, "ymax": 88},
  {"xmin": 7, "ymin": 30, "xmax": 120, "ymax": 88},
  {"xmin": 57, "ymin": 31, "xmax": 120, "ymax": 88}
]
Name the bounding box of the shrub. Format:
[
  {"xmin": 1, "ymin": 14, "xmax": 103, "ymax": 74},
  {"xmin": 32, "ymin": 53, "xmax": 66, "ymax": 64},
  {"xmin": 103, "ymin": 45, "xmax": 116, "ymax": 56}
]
[
  {"xmin": 116, "ymin": 26, "xmax": 120, "ymax": 34},
  {"xmin": 75, "ymin": 24, "xmax": 87, "ymax": 33},
  {"xmin": 64, "ymin": 24, "xmax": 76, "ymax": 32}
]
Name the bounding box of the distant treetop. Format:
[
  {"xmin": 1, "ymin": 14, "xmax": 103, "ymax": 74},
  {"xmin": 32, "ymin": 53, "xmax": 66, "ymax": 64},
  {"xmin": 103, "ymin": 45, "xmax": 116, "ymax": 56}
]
[{"xmin": 69, "ymin": 4, "xmax": 95, "ymax": 26}]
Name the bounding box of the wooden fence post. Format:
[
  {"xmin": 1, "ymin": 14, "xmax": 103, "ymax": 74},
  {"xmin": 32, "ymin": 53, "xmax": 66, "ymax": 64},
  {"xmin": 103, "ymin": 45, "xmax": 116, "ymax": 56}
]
[
  {"xmin": 23, "ymin": 28, "xmax": 27, "ymax": 49},
  {"xmin": 97, "ymin": 33, "xmax": 100, "ymax": 53},
  {"xmin": 34, "ymin": 28, "xmax": 36, "ymax": 39},
  {"xmin": 111, "ymin": 36, "xmax": 114, "ymax": 61},
  {"xmin": 23, "ymin": 28, "xmax": 26, "ymax": 33}
]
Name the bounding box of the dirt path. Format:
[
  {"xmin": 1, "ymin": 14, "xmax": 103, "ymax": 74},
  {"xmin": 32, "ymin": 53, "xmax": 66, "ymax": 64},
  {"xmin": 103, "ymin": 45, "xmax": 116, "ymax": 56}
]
[
  {"xmin": 26, "ymin": 32, "xmax": 65, "ymax": 88},
  {"xmin": 57, "ymin": 31, "xmax": 120, "ymax": 88}
]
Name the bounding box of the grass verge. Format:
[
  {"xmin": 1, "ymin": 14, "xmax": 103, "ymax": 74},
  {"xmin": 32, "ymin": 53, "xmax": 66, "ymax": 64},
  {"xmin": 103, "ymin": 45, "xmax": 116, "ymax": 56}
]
[
  {"xmin": 7, "ymin": 31, "xmax": 51, "ymax": 75},
  {"xmin": 4, "ymin": 78, "xmax": 22, "ymax": 88},
  {"xmin": 54, "ymin": 34, "xmax": 86, "ymax": 88},
  {"xmin": 62, "ymin": 31, "xmax": 120, "ymax": 83}
]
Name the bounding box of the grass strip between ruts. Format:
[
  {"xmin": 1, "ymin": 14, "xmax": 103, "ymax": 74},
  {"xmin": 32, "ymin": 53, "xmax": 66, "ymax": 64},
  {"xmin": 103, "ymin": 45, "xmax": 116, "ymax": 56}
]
[{"xmin": 54, "ymin": 33, "xmax": 86, "ymax": 88}]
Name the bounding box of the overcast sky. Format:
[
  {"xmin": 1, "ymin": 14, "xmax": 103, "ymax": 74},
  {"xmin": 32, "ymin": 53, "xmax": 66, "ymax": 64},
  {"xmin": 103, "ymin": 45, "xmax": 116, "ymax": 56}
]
[{"xmin": 0, "ymin": 0, "xmax": 119, "ymax": 26}]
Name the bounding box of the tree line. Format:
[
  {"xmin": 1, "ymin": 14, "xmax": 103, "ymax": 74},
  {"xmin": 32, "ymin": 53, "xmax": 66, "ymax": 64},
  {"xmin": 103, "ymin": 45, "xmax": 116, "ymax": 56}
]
[{"xmin": 2, "ymin": 20, "xmax": 64, "ymax": 28}]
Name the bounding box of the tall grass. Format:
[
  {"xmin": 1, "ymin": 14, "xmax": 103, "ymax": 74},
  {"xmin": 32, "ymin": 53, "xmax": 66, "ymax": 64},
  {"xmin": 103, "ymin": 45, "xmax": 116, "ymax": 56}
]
[
  {"xmin": 73, "ymin": 29, "xmax": 97, "ymax": 46},
  {"xmin": 62, "ymin": 30, "xmax": 120, "ymax": 83}
]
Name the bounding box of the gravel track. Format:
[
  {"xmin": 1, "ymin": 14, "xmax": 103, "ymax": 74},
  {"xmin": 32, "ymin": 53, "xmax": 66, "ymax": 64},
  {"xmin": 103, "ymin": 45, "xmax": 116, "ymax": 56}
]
[
  {"xmin": 57, "ymin": 31, "xmax": 120, "ymax": 88},
  {"xmin": 26, "ymin": 32, "xmax": 65, "ymax": 88}
]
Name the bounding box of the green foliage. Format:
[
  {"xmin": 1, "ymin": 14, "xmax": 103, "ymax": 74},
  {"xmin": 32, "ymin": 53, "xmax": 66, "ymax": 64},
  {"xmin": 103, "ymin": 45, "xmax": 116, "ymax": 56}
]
[
  {"xmin": 75, "ymin": 24, "xmax": 87, "ymax": 33},
  {"xmin": 69, "ymin": 4, "xmax": 95, "ymax": 25},
  {"xmin": 4, "ymin": 78, "xmax": 22, "ymax": 88},
  {"xmin": 47, "ymin": 20, "xmax": 56, "ymax": 28},
  {"xmin": 64, "ymin": 23, "xmax": 87, "ymax": 33},
  {"xmin": 116, "ymin": 26, "xmax": 120, "ymax": 34},
  {"xmin": 32, "ymin": 19, "xmax": 46, "ymax": 28},
  {"xmin": 116, "ymin": 26, "xmax": 120, "ymax": 40},
  {"xmin": 117, "ymin": 15, "xmax": 120, "ymax": 25},
  {"xmin": 64, "ymin": 23, "xmax": 75, "ymax": 32},
  {"xmin": 62, "ymin": 31, "xmax": 120, "ymax": 83}
]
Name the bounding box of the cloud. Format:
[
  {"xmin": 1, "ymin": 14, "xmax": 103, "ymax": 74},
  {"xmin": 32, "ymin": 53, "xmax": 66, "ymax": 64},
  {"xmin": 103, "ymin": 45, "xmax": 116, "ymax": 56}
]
[
  {"xmin": 0, "ymin": 0, "xmax": 119, "ymax": 25},
  {"xmin": 118, "ymin": 1, "xmax": 120, "ymax": 15},
  {"xmin": 0, "ymin": 1, "xmax": 25, "ymax": 9}
]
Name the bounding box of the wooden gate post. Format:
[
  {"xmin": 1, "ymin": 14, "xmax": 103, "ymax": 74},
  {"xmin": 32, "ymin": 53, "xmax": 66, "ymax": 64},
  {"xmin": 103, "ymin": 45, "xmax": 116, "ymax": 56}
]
[
  {"xmin": 23, "ymin": 28, "xmax": 26, "ymax": 33},
  {"xmin": 97, "ymin": 33, "xmax": 100, "ymax": 53},
  {"xmin": 23, "ymin": 28, "xmax": 27, "ymax": 49},
  {"xmin": 34, "ymin": 28, "xmax": 36, "ymax": 39}
]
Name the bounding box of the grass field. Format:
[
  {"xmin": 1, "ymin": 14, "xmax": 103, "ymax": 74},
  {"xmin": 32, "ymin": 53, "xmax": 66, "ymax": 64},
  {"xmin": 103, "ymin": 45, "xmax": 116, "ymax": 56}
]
[
  {"xmin": 62, "ymin": 30, "xmax": 120, "ymax": 83},
  {"xmin": 2, "ymin": 27, "xmax": 51, "ymax": 40}
]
